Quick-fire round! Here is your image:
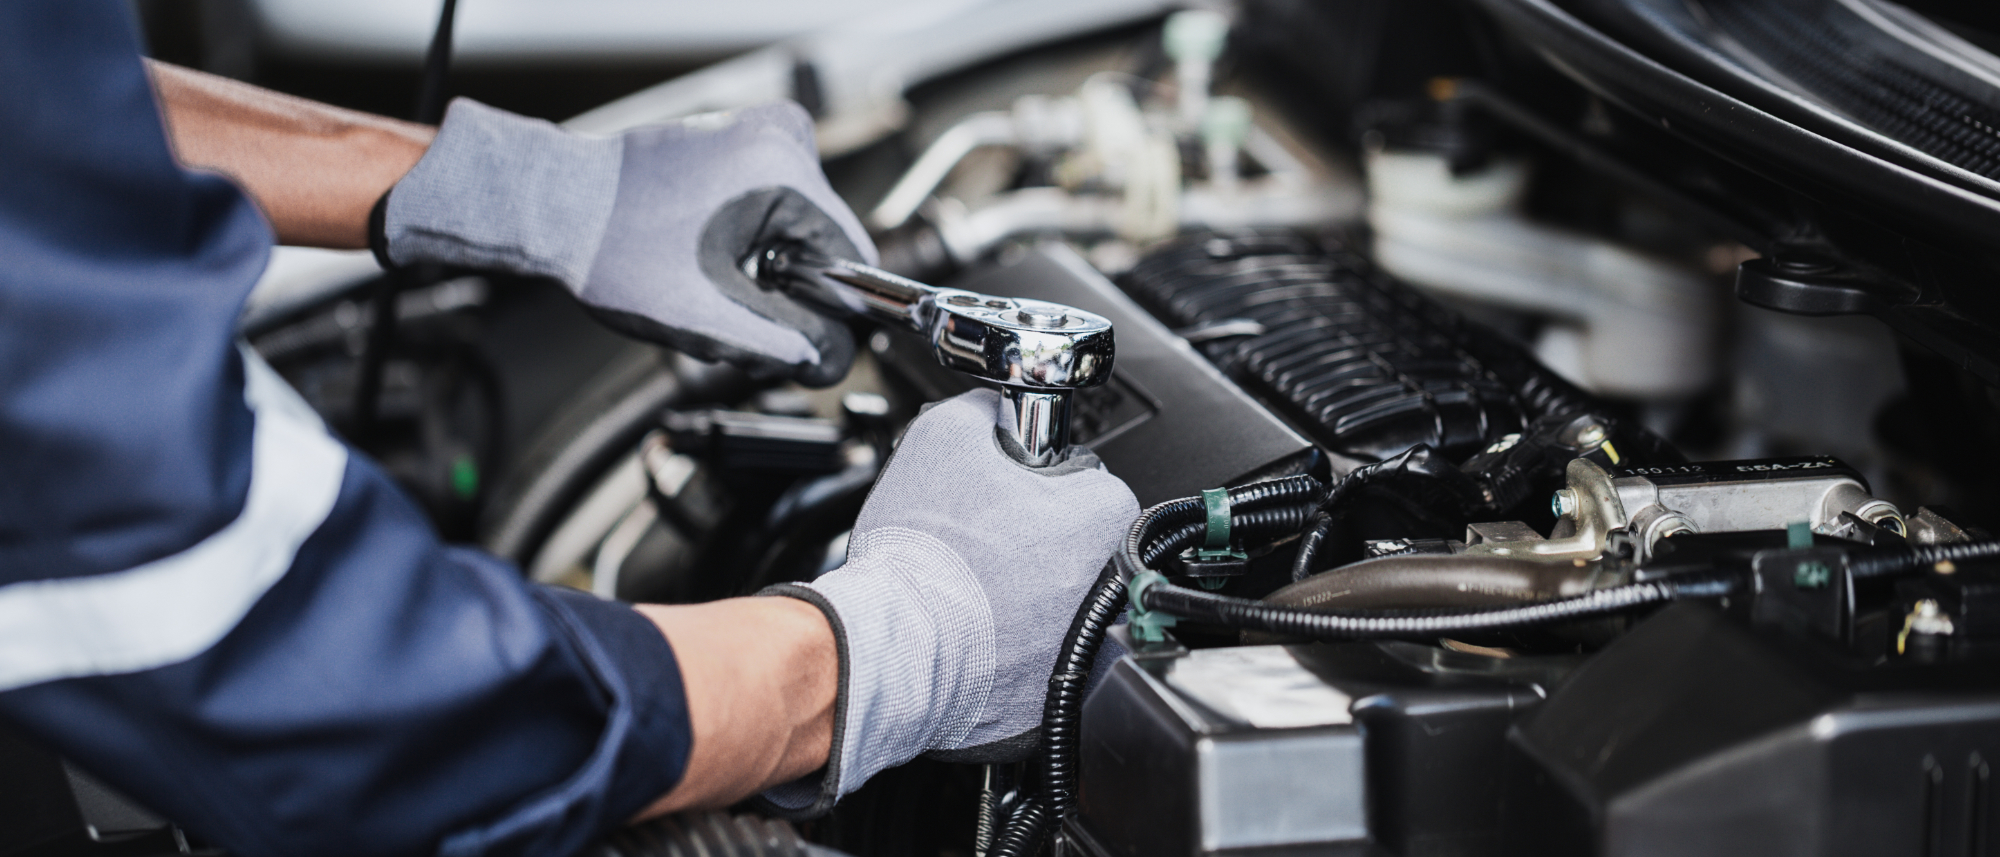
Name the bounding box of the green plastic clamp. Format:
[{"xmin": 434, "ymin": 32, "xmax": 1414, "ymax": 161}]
[
  {"xmin": 1786, "ymin": 520, "xmax": 1813, "ymax": 550},
  {"xmin": 1127, "ymin": 570, "xmax": 1179, "ymax": 643},
  {"xmin": 1190, "ymin": 487, "xmax": 1247, "ymax": 562}
]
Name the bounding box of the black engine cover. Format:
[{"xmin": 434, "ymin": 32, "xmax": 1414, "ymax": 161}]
[
  {"xmin": 1505, "ymin": 602, "xmax": 2000, "ymax": 857},
  {"xmin": 1120, "ymin": 231, "xmax": 1593, "ymax": 465}
]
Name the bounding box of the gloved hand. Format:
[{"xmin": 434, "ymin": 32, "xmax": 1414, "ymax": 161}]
[
  {"xmin": 761, "ymin": 389, "xmax": 1139, "ymax": 817},
  {"xmin": 374, "ymin": 98, "xmax": 872, "ymax": 387}
]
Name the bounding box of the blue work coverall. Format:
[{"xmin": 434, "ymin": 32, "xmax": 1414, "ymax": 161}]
[{"xmin": 0, "ymin": 4, "xmax": 694, "ymax": 855}]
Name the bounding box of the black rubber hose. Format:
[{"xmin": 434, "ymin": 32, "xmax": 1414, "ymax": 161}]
[
  {"xmin": 1125, "ymin": 497, "xmax": 1203, "ymax": 565},
  {"xmin": 1236, "ymin": 505, "xmax": 1313, "ymax": 534},
  {"xmin": 1315, "ymin": 450, "xmax": 1440, "ymax": 515},
  {"xmin": 1268, "ymin": 554, "xmax": 1605, "ymax": 611},
  {"xmin": 1141, "ymin": 520, "xmax": 1206, "ymax": 567},
  {"xmin": 987, "ymin": 559, "xmax": 1124, "ymax": 857},
  {"xmin": 1139, "ymin": 578, "xmax": 1680, "ymax": 639},
  {"xmin": 1292, "ymin": 512, "xmax": 1335, "ymax": 583},
  {"xmin": 1039, "ymin": 560, "xmax": 1126, "ymax": 804},
  {"xmin": 1123, "ymin": 477, "xmax": 1327, "ymax": 573}
]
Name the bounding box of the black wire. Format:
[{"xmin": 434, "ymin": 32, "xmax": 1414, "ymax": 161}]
[
  {"xmin": 998, "ymin": 473, "xmax": 2000, "ymax": 857},
  {"xmin": 1122, "ymin": 475, "xmax": 1324, "ymax": 574},
  {"xmin": 1230, "ymin": 473, "xmax": 1325, "ymax": 508},
  {"xmin": 1314, "ymin": 455, "xmax": 1395, "ymax": 514},
  {"xmin": 1139, "ymin": 534, "xmax": 2000, "ymax": 643},
  {"xmin": 415, "ymin": 0, "xmax": 460, "ymax": 125},
  {"xmin": 994, "ymin": 475, "xmax": 1321, "ymax": 857},
  {"xmin": 1849, "ymin": 538, "xmax": 2000, "ymax": 578},
  {"xmin": 996, "ymin": 494, "xmax": 1309, "ymax": 857},
  {"xmin": 988, "ymin": 797, "xmax": 1054, "ymax": 857},
  {"xmin": 1284, "ymin": 457, "xmax": 1405, "ymax": 581},
  {"xmin": 1140, "ymin": 578, "xmax": 1679, "ymax": 639},
  {"xmin": 353, "ymin": 0, "xmax": 460, "ymax": 441},
  {"xmin": 988, "ymin": 557, "xmax": 1129, "ymax": 857},
  {"xmin": 349, "ymin": 273, "xmax": 402, "ymax": 439},
  {"xmin": 1292, "ymin": 512, "xmax": 1334, "ymax": 582}
]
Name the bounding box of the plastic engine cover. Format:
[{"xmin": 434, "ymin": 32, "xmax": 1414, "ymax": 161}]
[{"xmin": 1121, "ymin": 231, "xmax": 1594, "ymax": 465}]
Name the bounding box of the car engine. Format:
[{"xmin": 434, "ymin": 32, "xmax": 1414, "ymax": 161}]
[{"xmin": 12, "ymin": 0, "xmax": 2000, "ymax": 855}]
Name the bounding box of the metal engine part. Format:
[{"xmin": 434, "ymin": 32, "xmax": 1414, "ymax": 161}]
[{"xmin": 1461, "ymin": 456, "xmax": 1908, "ymax": 565}]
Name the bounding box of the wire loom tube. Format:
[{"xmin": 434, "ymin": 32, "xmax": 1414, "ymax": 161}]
[
  {"xmin": 1287, "ymin": 454, "xmax": 1406, "ymax": 581},
  {"xmin": 991, "ymin": 465, "xmax": 1770, "ymax": 857},
  {"xmin": 1140, "ymin": 505, "xmax": 1314, "ymax": 566},
  {"xmin": 991, "ymin": 464, "xmax": 2000, "ymax": 857},
  {"xmin": 1850, "ymin": 539, "xmax": 2000, "ymax": 578},
  {"xmin": 989, "ymin": 475, "xmax": 1324, "ymax": 857}
]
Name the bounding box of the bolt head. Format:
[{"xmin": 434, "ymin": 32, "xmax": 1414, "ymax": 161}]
[
  {"xmin": 1552, "ymin": 488, "xmax": 1579, "ymax": 518},
  {"xmin": 1013, "ymin": 307, "xmax": 1069, "ymax": 329}
]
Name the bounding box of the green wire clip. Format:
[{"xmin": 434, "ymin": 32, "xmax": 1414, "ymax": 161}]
[
  {"xmin": 1786, "ymin": 520, "xmax": 1813, "ymax": 550},
  {"xmin": 1127, "ymin": 570, "xmax": 1178, "ymax": 643},
  {"xmin": 1179, "ymin": 487, "xmax": 1248, "ymax": 591},
  {"xmin": 1190, "ymin": 487, "xmax": 1248, "ymax": 563}
]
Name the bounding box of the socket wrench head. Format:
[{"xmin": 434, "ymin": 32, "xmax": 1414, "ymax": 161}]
[
  {"xmin": 928, "ymin": 292, "xmax": 1111, "ymax": 467},
  {"xmin": 927, "ymin": 289, "xmax": 1115, "ymax": 391},
  {"xmin": 747, "ymin": 242, "xmax": 1114, "ymax": 465}
]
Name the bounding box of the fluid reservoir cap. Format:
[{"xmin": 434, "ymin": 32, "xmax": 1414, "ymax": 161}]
[{"xmin": 1164, "ymin": 9, "xmax": 1229, "ymax": 62}]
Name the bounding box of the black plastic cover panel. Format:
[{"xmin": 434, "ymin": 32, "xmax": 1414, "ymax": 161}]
[
  {"xmin": 1507, "ymin": 602, "xmax": 2000, "ymax": 857},
  {"xmin": 1121, "ymin": 231, "xmax": 1589, "ymax": 465}
]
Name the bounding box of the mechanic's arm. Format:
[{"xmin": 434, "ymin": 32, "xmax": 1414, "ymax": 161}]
[
  {"xmin": 149, "ymin": 59, "xmax": 868, "ymax": 388},
  {"xmin": 147, "ymin": 59, "xmax": 843, "ymax": 812},
  {"xmin": 139, "ymin": 54, "xmax": 1140, "ymax": 826},
  {"xmin": 631, "ymin": 599, "xmax": 835, "ymax": 816},
  {"xmin": 146, "ymin": 60, "xmax": 432, "ymax": 249}
]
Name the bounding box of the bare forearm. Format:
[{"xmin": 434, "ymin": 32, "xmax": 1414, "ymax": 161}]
[
  {"xmin": 145, "ymin": 60, "xmax": 434, "ymax": 248},
  {"xmin": 633, "ymin": 597, "xmax": 836, "ymax": 818}
]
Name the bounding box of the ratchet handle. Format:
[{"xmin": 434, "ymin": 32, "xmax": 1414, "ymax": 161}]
[{"xmin": 748, "ymin": 244, "xmax": 937, "ymax": 331}]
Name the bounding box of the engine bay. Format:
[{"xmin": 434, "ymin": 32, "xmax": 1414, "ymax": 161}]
[{"xmin": 16, "ymin": 0, "xmax": 2000, "ymax": 855}]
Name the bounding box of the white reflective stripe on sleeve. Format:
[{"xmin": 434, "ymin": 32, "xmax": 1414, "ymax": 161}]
[{"xmin": 0, "ymin": 345, "xmax": 349, "ymax": 691}]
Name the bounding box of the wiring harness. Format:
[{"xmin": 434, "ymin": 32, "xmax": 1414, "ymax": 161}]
[{"xmin": 988, "ymin": 467, "xmax": 2000, "ymax": 857}]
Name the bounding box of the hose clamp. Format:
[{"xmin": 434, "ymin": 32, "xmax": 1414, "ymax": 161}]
[
  {"xmin": 1192, "ymin": 487, "xmax": 1247, "ymax": 563},
  {"xmin": 1128, "ymin": 570, "xmax": 1179, "ymax": 643}
]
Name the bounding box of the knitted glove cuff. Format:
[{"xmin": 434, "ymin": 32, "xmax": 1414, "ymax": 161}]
[
  {"xmin": 382, "ymin": 98, "xmax": 623, "ymax": 285},
  {"xmin": 755, "ymin": 527, "xmax": 996, "ymax": 817}
]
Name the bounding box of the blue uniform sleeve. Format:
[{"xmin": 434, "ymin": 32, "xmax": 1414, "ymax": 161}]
[{"xmin": 0, "ymin": 4, "xmax": 693, "ymax": 856}]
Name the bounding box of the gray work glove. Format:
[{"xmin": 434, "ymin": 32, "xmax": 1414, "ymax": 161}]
[
  {"xmin": 376, "ymin": 98, "xmax": 873, "ymax": 387},
  {"xmin": 760, "ymin": 389, "xmax": 1139, "ymax": 817}
]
